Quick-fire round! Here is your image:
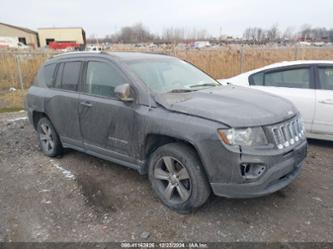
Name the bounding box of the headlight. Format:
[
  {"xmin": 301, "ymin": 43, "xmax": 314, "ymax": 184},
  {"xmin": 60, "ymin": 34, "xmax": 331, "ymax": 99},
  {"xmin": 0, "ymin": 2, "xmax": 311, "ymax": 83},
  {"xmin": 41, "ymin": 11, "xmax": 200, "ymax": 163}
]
[
  {"xmin": 218, "ymin": 127, "xmax": 268, "ymax": 146},
  {"xmin": 297, "ymin": 116, "xmax": 305, "ymax": 136}
]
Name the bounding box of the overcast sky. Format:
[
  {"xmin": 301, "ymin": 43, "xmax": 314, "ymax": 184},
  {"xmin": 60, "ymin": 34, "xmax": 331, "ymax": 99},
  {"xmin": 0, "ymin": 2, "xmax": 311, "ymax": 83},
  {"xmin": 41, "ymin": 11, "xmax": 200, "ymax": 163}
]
[{"xmin": 1, "ymin": 0, "xmax": 332, "ymax": 37}]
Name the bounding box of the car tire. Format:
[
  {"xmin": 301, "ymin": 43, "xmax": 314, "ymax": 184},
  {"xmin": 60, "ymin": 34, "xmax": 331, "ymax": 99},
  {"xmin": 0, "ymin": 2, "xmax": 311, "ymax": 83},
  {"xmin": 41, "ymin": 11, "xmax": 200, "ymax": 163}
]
[
  {"xmin": 37, "ymin": 117, "xmax": 63, "ymax": 157},
  {"xmin": 148, "ymin": 143, "xmax": 211, "ymax": 213}
]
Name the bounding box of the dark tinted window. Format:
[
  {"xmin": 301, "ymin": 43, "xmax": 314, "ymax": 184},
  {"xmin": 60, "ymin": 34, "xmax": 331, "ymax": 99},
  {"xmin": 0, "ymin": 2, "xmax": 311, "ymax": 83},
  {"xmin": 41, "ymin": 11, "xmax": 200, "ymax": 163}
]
[
  {"xmin": 264, "ymin": 68, "xmax": 310, "ymax": 89},
  {"xmin": 249, "ymin": 72, "xmax": 264, "ymax": 85},
  {"xmin": 61, "ymin": 62, "xmax": 81, "ymax": 91},
  {"xmin": 34, "ymin": 68, "xmax": 43, "ymax": 86},
  {"xmin": 318, "ymin": 67, "xmax": 333, "ymax": 90},
  {"xmin": 84, "ymin": 61, "xmax": 126, "ymax": 97},
  {"xmin": 43, "ymin": 63, "xmax": 57, "ymax": 87},
  {"xmin": 54, "ymin": 63, "xmax": 63, "ymax": 89}
]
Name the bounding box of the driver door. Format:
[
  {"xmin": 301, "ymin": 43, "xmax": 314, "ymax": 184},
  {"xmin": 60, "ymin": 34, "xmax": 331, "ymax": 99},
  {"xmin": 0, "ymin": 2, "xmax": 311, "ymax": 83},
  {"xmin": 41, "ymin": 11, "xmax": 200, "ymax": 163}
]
[
  {"xmin": 312, "ymin": 65, "xmax": 333, "ymax": 135},
  {"xmin": 78, "ymin": 59, "xmax": 136, "ymax": 161}
]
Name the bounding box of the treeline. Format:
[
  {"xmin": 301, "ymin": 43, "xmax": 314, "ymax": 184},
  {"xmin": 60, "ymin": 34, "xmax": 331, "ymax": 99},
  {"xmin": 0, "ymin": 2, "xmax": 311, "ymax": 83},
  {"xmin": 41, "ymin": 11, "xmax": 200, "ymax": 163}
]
[
  {"xmin": 88, "ymin": 23, "xmax": 333, "ymax": 44},
  {"xmin": 243, "ymin": 25, "xmax": 333, "ymax": 43},
  {"xmin": 92, "ymin": 23, "xmax": 211, "ymax": 44}
]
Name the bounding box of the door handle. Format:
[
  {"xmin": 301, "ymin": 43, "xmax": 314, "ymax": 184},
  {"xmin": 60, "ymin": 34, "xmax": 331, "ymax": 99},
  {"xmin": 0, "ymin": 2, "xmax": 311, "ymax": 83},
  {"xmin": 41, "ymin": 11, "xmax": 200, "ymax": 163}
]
[
  {"xmin": 80, "ymin": 101, "xmax": 92, "ymax": 107},
  {"xmin": 319, "ymin": 99, "xmax": 333, "ymax": 105}
]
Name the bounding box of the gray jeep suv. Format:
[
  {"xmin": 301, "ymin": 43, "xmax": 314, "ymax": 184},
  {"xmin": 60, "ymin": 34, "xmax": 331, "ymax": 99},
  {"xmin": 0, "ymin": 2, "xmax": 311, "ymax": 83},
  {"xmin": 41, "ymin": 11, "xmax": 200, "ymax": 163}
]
[{"xmin": 26, "ymin": 52, "xmax": 307, "ymax": 212}]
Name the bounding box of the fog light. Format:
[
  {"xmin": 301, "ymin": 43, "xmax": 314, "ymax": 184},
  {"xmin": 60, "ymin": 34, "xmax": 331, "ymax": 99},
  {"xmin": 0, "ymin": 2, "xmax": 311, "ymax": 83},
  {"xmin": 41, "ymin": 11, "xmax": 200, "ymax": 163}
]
[{"xmin": 240, "ymin": 163, "xmax": 266, "ymax": 180}]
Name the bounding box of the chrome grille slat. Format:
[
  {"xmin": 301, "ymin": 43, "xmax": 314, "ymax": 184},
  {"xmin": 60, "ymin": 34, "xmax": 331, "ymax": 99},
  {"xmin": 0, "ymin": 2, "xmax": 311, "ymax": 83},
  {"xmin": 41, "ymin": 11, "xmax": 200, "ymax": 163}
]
[
  {"xmin": 269, "ymin": 117, "xmax": 304, "ymax": 149},
  {"xmin": 292, "ymin": 121, "xmax": 299, "ymax": 142}
]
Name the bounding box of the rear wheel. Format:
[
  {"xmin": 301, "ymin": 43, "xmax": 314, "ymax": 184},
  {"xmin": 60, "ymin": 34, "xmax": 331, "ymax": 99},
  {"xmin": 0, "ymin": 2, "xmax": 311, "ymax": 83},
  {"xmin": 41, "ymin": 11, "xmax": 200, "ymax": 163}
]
[
  {"xmin": 37, "ymin": 117, "xmax": 63, "ymax": 157},
  {"xmin": 148, "ymin": 143, "xmax": 211, "ymax": 213}
]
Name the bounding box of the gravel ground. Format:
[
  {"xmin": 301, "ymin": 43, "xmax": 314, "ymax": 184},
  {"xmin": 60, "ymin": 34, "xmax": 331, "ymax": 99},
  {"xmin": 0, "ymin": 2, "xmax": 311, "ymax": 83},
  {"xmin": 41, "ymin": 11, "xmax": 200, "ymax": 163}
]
[{"xmin": 0, "ymin": 111, "xmax": 332, "ymax": 242}]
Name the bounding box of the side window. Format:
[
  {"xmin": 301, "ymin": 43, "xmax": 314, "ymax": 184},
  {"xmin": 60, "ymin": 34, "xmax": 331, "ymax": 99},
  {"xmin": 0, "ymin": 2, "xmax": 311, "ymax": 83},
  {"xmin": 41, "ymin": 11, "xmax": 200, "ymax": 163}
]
[
  {"xmin": 33, "ymin": 68, "xmax": 43, "ymax": 86},
  {"xmin": 249, "ymin": 72, "xmax": 264, "ymax": 86},
  {"xmin": 54, "ymin": 63, "xmax": 64, "ymax": 89},
  {"xmin": 84, "ymin": 61, "xmax": 127, "ymax": 97},
  {"xmin": 263, "ymin": 68, "xmax": 310, "ymax": 89},
  {"xmin": 42, "ymin": 63, "xmax": 57, "ymax": 87},
  {"xmin": 61, "ymin": 62, "xmax": 82, "ymax": 91},
  {"xmin": 318, "ymin": 67, "xmax": 333, "ymax": 90}
]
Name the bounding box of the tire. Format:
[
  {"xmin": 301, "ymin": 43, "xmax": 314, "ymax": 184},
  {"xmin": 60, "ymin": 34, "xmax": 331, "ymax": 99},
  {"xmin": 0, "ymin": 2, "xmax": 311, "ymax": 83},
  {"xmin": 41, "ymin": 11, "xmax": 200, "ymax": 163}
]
[
  {"xmin": 148, "ymin": 143, "xmax": 211, "ymax": 213},
  {"xmin": 37, "ymin": 117, "xmax": 63, "ymax": 157}
]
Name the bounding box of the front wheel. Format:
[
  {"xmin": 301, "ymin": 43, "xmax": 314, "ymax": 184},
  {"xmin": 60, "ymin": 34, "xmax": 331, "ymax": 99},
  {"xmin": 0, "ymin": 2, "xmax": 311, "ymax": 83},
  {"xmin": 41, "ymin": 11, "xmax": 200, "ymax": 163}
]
[{"xmin": 148, "ymin": 143, "xmax": 211, "ymax": 213}]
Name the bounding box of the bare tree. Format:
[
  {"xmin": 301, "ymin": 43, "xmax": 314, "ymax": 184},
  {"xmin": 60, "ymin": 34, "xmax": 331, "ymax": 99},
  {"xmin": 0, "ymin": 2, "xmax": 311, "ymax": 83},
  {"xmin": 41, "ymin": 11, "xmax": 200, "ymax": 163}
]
[
  {"xmin": 243, "ymin": 27, "xmax": 266, "ymax": 43},
  {"xmin": 298, "ymin": 25, "xmax": 331, "ymax": 41},
  {"xmin": 112, "ymin": 23, "xmax": 156, "ymax": 43},
  {"xmin": 329, "ymin": 29, "xmax": 333, "ymax": 42},
  {"xmin": 161, "ymin": 27, "xmax": 210, "ymax": 42},
  {"xmin": 282, "ymin": 27, "xmax": 295, "ymax": 41},
  {"xmin": 266, "ymin": 24, "xmax": 280, "ymax": 42}
]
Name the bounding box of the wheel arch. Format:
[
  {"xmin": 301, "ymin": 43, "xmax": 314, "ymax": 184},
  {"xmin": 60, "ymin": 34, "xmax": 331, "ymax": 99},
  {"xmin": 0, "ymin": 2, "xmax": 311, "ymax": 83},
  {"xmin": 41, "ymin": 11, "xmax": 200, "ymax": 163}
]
[
  {"xmin": 32, "ymin": 111, "xmax": 49, "ymax": 130},
  {"xmin": 143, "ymin": 133, "xmax": 208, "ymax": 178}
]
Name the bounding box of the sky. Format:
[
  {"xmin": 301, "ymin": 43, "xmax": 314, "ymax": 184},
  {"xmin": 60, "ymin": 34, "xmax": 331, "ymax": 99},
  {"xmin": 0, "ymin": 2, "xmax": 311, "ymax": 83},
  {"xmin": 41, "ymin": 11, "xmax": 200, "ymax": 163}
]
[{"xmin": 1, "ymin": 0, "xmax": 332, "ymax": 38}]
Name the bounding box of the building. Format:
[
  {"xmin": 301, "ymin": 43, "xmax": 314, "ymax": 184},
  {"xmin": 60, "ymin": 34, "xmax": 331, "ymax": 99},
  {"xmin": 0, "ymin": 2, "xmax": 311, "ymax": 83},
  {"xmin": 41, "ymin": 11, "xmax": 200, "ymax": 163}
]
[
  {"xmin": 38, "ymin": 27, "xmax": 86, "ymax": 48},
  {"xmin": 0, "ymin": 22, "xmax": 39, "ymax": 48}
]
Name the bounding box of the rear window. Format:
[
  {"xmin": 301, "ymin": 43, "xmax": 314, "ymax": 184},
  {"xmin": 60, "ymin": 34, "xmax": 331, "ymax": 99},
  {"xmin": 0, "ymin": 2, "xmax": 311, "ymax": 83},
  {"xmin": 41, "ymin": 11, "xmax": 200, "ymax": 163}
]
[
  {"xmin": 250, "ymin": 68, "xmax": 311, "ymax": 89},
  {"xmin": 263, "ymin": 68, "xmax": 310, "ymax": 89},
  {"xmin": 55, "ymin": 61, "xmax": 81, "ymax": 91},
  {"xmin": 318, "ymin": 67, "xmax": 333, "ymax": 90},
  {"xmin": 249, "ymin": 72, "xmax": 264, "ymax": 85}
]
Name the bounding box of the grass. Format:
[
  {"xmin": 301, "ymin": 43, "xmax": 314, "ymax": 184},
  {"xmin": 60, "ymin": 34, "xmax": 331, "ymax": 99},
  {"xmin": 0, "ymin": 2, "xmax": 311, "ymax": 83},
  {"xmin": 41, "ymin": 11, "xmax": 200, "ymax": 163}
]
[
  {"xmin": 0, "ymin": 90, "xmax": 26, "ymax": 113},
  {"xmin": 0, "ymin": 52, "xmax": 52, "ymax": 90},
  {"xmin": 107, "ymin": 44, "xmax": 333, "ymax": 79},
  {"xmin": 1, "ymin": 46, "xmax": 333, "ymax": 112},
  {"xmin": 0, "ymin": 107, "xmax": 23, "ymax": 113},
  {"xmin": 172, "ymin": 46, "xmax": 333, "ymax": 79}
]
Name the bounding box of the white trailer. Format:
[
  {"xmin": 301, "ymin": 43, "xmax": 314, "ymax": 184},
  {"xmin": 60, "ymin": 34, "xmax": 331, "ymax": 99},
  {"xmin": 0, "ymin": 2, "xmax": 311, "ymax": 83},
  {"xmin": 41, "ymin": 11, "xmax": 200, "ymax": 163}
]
[
  {"xmin": 0, "ymin": 36, "xmax": 29, "ymax": 49},
  {"xmin": 193, "ymin": 41, "xmax": 211, "ymax": 49}
]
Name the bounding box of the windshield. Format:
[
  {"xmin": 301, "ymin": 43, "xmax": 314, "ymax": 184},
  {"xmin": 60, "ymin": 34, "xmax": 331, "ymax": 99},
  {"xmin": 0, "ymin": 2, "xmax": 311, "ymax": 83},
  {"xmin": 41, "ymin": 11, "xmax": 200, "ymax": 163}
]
[{"xmin": 126, "ymin": 58, "xmax": 220, "ymax": 93}]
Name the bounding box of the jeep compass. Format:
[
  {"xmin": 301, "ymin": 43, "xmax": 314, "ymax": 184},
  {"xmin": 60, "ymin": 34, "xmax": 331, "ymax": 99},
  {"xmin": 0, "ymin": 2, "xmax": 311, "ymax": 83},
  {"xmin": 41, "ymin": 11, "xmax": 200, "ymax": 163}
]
[{"xmin": 26, "ymin": 52, "xmax": 307, "ymax": 212}]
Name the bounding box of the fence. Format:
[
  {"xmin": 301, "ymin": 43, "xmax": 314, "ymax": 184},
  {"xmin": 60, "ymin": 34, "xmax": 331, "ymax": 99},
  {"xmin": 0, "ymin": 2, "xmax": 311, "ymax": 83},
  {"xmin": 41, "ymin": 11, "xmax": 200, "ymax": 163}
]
[
  {"xmin": 0, "ymin": 51, "xmax": 57, "ymax": 91},
  {"xmin": 1, "ymin": 46, "xmax": 333, "ymax": 92}
]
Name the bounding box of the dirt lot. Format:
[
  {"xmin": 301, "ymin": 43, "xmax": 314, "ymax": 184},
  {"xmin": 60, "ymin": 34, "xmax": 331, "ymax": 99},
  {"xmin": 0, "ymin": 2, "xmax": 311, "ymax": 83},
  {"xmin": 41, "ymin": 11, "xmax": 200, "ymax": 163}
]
[{"xmin": 0, "ymin": 111, "xmax": 332, "ymax": 242}]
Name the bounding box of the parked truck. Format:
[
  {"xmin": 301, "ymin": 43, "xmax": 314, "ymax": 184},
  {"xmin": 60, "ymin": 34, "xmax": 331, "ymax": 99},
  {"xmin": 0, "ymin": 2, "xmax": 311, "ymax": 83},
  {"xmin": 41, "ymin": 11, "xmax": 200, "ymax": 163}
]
[{"xmin": 48, "ymin": 41, "xmax": 81, "ymax": 51}]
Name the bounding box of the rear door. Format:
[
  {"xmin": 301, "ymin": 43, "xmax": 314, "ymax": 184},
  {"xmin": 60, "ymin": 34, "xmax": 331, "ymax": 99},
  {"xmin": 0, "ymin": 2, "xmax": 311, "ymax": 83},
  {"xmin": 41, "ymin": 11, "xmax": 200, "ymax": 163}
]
[
  {"xmin": 78, "ymin": 58, "xmax": 136, "ymax": 162},
  {"xmin": 312, "ymin": 65, "xmax": 333, "ymax": 135},
  {"xmin": 46, "ymin": 60, "xmax": 83, "ymax": 149},
  {"xmin": 249, "ymin": 66, "xmax": 316, "ymax": 133}
]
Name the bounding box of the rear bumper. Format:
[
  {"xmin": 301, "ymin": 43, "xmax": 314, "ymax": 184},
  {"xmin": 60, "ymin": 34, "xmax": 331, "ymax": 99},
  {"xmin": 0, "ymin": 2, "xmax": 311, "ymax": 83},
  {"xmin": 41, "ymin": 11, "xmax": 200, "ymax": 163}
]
[{"xmin": 210, "ymin": 141, "xmax": 307, "ymax": 198}]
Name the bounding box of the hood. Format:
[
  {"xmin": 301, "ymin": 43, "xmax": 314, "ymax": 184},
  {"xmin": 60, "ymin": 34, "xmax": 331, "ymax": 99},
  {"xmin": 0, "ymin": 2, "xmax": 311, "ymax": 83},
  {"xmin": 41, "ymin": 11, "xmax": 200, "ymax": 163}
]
[{"xmin": 154, "ymin": 85, "xmax": 298, "ymax": 127}]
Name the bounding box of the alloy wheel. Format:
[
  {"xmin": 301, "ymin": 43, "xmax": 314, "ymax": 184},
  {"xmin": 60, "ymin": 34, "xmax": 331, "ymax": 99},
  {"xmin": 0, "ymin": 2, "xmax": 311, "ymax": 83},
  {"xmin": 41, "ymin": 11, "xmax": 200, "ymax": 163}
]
[
  {"xmin": 153, "ymin": 156, "xmax": 192, "ymax": 204},
  {"xmin": 39, "ymin": 123, "xmax": 55, "ymax": 152}
]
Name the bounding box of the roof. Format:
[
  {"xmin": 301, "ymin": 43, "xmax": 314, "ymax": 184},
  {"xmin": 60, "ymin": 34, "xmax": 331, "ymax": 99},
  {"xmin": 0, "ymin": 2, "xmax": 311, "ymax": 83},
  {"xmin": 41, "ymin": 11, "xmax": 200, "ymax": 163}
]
[
  {"xmin": 248, "ymin": 60, "xmax": 333, "ymax": 72},
  {"xmin": 106, "ymin": 52, "xmax": 172, "ymax": 61},
  {"xmin": 49, "ymin": 51, "xmax": 173, "ymax": 61},
  {"xmin": 0, "ymin": 22, "xmax": 37, "ymax": 34},
  {"xmin": 38, "ymin": 27, "xmax": 84, "ymax": 30},
  {"xmin": 221, "ymin": 60, "xmax": 333, "ymax": 81}
]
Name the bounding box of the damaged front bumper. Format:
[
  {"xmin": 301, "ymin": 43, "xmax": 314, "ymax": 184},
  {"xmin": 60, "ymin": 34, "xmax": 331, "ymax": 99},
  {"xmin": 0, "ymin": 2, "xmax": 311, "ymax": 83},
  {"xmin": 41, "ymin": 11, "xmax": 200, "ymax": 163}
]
[{"xmin": 210, "ymin": 140, "xmax": 307, "ymax": 198}]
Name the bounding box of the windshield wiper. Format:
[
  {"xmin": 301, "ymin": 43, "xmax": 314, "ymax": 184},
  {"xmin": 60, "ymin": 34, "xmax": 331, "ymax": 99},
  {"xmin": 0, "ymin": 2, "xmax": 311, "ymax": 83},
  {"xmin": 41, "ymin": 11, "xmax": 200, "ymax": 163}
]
[
  {"xmin": 188, "ymin": 83, "xmax": 219, "ymax": 88},
  {"xmin": 168, "ymin": 89, "xmax": 194, "ymax": 93}
]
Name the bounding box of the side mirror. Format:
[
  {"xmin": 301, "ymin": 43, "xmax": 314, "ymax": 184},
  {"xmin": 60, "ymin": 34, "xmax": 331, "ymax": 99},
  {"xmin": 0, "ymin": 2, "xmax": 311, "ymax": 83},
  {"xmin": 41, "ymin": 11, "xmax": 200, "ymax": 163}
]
[{"xmin": 114, "ymin": 84, "xmax": 134, "ymax": 102}]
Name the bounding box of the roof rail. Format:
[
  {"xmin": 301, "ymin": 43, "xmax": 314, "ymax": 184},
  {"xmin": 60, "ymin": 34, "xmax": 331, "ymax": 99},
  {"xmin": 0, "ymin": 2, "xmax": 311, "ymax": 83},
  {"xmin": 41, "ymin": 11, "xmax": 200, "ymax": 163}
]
[{"xmin": 50, "ymin": 50, "xmax": 104, "ymax": 58}]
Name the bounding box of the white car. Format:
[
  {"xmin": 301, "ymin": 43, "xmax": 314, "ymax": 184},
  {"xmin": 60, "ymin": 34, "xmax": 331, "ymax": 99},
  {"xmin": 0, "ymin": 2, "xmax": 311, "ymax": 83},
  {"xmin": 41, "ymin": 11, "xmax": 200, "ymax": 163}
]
[{"xmin": 219, "ymin": 60, "xmax": 333, "ymax": 141}]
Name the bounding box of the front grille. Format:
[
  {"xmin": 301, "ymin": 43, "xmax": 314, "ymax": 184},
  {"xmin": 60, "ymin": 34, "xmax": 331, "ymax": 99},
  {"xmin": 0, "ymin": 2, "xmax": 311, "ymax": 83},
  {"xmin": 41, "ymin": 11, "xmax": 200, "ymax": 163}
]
[{"xmin": 270, "ymin": 117, "xmax": 304, "ymax": 150}]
